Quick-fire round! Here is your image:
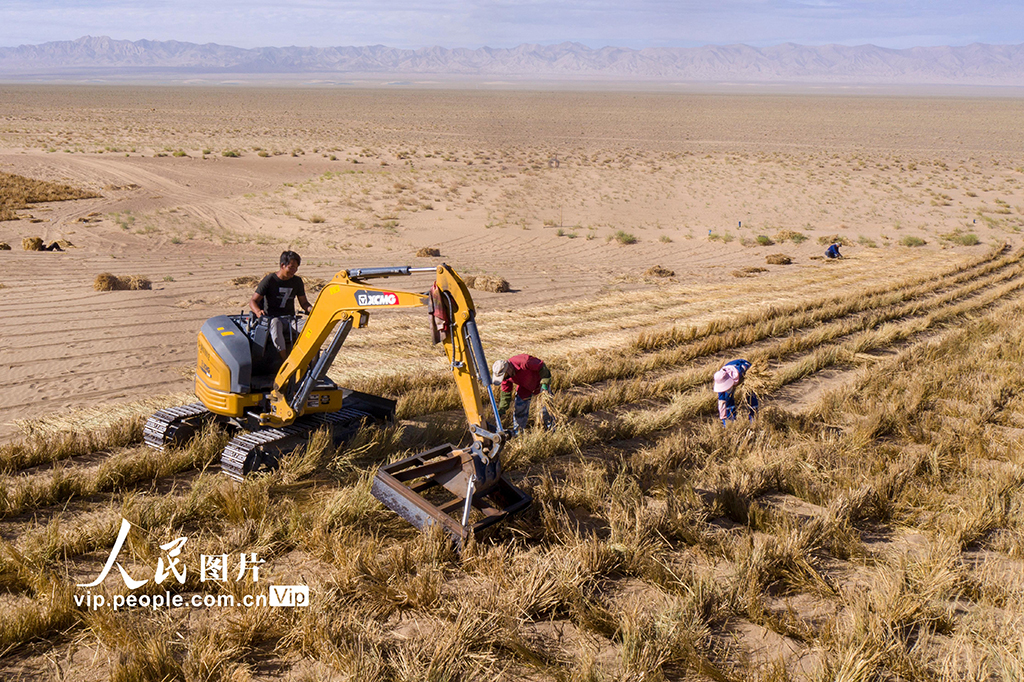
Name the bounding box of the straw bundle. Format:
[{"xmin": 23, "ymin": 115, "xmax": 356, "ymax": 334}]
[
  {"xmin": 416, "ymin": 247, "xmax": 441, "ymax": 257},
  {"xmin": 22, "ymin": 237, "xmax": 43, "ymax": 251},
  {"xmin": 94, "ymin": 273, "xmax": 152, "ymax": 291},
  {"xmin": 644, "ymin": 265, "xmax": 675, "ymax": 277},
  {"xmin": 0, "ymin": 242, "xmax": 10, "ymax": 250},
  {"xmin": 464, "ymin": 275, "xmax": 510, "ymax": 293},
  {"xmin": 738, "ymin": 361, "xmax": 774, "ymax": 395},
  {"xmin": 766, "ymin": 254, "xmax": 792, "ymax": 265},
  {"xmin": 774, "ymin": 229, "xmax": 805, "ymax": 243}
]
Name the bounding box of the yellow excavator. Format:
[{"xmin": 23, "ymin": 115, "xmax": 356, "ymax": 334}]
[{"xmin": 144, "ymin": 264, "xmax": 530, "ymax": 541}]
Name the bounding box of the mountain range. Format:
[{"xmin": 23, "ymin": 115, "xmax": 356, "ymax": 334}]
[{"xmin": 2, "ymin": 35, "xmax": 1024, "ymax": 85}]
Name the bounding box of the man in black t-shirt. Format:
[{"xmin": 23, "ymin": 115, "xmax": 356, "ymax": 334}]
[{"xmin": 249, "ymin": 250, "xmax": 312, "ymax": 360}]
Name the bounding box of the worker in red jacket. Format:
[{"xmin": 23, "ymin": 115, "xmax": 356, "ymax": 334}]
[{"xmin": 492, "ymin": 354, "xmax": 554, "ymax": 436}]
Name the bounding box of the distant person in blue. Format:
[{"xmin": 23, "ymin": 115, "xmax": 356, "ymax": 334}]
[
  {"xmin": 714, "ymin": 359, "xmax": 759, "ymax": 425},
  {"xmin": 825, "ymin": 242, "xmax": 843, "ymax": 259}
]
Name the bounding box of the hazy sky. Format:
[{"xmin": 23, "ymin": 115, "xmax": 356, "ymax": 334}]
[{"xmin": 1, "ymin": 0, "xmax": 1020, "ymax": 50}]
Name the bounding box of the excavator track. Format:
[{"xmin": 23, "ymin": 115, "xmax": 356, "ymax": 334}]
[
  {"xmin": 143, "ymin": 402, "xmax": 215, "ymax": 450},
  {"xmin": 219, "ymin": 405, "xmax": 384, "ymax": 481}
]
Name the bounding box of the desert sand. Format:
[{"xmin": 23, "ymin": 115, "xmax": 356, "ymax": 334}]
[{"xmin": 2, "ymin": 86, "xmax": 1021, "ymax": 439}]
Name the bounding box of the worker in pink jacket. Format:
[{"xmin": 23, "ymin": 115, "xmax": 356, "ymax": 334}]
[{"xmin": 491, "ymin": 354, "xmax": 554, "ymax": 436}]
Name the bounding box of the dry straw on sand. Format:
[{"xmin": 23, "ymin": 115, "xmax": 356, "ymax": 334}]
[
  {"xmin": 416, "ymin": 247, "xmax": 441, "ymax": 257},
  {"xmin": 229, "ymin": 274, "xmax": 264, "ymax": 288},
  {"xmin": 644, "ymin": 264, "xmax": 676, "ymax": 277},
  {"xmin": 93, "ymin": 273, "xmax": 152, "ymax": 291},
  {"xmin": 732, "ymin": 266, "xmax": 768, "ymax": 277},
  {"xmin": 22, "ymin": 237, "xmax": 43, "ymax": 251},
  {"xmin": 0, "ymin": 171, "xmax": 99, "ymax": 220},
  {"xmin": 818, "ymin": 234, "xmax": 854, "ymax": 246},
  {"xmin": 463, "ymin": 274, "xmax": 511, "ymax": 293},
  {"xmin": 766, "ymin": 254, "xmax": 793, "ymax": 265}
]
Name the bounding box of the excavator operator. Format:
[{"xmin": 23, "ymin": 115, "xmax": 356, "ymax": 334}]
[{"xmin": 249, "ymin": 250, "xmax": 312, "ymax": 360}]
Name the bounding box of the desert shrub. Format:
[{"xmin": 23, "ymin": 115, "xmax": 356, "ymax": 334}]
[
  {"xmin": 172, "ymin": 150, "xmax": 187, "ymax": 157},
  {"xmin": 22, "ymin": 237, "xmax": 43, "ymax": 251},
  {"xmin": 644, "ymin": 265, "xmax": 675, "ymax": 277},
  {"xmin": 94, "ymin": 273, "xmax": 152, "ymax": 291},
  {"xmin": 659, "ymin": 234, "xmax": 672, "ymax": 243},
  {"xmin": 858, "ymin": 235, "xmax": 878, "ymax": 248},
  {"xmin": 308, "ymin": 214, "xmax": 325, "ymax": 224},
  {"xmin": 765, "ymin": 254, "xmax": 792, "ymax": 265},
  {"xmin": 901, "ymin": 236, "xmax": 927, "ymax": 247},
  {"xmin": 463, "ymin": 275, "xmax": 510, "ymax": 293},
  {"xmin": 0, "ymin": 242, "xmax": 10, "ymax": 250},
  {"xmin": 613, "ymin": 230, "xmax": 638, "ymax": 245},
  {"xmin": 416, "ymin": 247, "xmax": 441, "ymax": 257},
  {"xmin": 732, "ymin": 267, "xmax": 767, "ymax": 277},
  {"xmin": 943, "ymin": 231, "xmax": 980, "ymax": 246},
  {"xmin": 756, "ymin": 235, "xmax": 774, "ymax": 246},
  {"xmin": 221, "ymin": 150, "xmax": 241, "ymax": 158}
]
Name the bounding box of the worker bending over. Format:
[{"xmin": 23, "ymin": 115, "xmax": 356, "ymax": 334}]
[
  {"xmin": 492, "ymin": 354, "xmax": 554, "ymax": 436},
  {"xmin": 714, "ymin": 359, "xmax": 759, "ymax": 425}
]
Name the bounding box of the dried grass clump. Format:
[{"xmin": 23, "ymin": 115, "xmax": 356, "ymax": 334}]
[
  {"xmin": 464, "ymin": 275, "xmax": 511, "ymax": 293},
  {"xmin": 0, "ymin": 171, "xmax": 99, "ymax": 221},
  {"xmin": 644, "ymin": 265, "xmax": 675, "ymax": 277},
  {"xmin": 732, "ymin": 266, "xmax": 768, "ymax": 277},
  {"xmin": 0, "ymin": 242, "xmax": 11, "ymax": 250},
  {"xmin": 22, "ymin": 237, "xmax": 43, "ymax": 251},
  {"xmin": 766, "ymin": 254, "xmax": 792, "ymax": 265},
  {"xmin": 416, "ymin": 247, "xmax": 441, "ymax": 257},
  {"xmin": 93, "ymin": 273, "xmax": 152, "ymax": 291},
  {"xmin": 229, "ymin": 274, "xmax": 263, "ymax": 288}
]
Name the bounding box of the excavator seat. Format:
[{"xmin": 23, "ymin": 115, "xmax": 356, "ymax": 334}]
[{"xmin": 236, "ymin": 314, "xmax": 301, "ymax": 388}]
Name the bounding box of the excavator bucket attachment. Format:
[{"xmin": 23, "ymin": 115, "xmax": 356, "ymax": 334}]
[{"xmin": 371, "ymin": 444, "xmax": 531, "ymax": 544}]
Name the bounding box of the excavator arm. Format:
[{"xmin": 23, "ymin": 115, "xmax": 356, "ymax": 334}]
[
  {"xmin": 261, "ymin": 267, "xmax": 430, "ymax": 427},
  {"xmin": 262, "ymin": 265, "xmax": 503, "ymax": 451},
  {"xmin": 256, "ymin": 262, "xmax": 528, "ymax": 543}
]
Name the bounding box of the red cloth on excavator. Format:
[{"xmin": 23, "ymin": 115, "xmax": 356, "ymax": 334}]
[{"xmin": 499, "ymin": 354, "xmax": 546, "ymax": 399}]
